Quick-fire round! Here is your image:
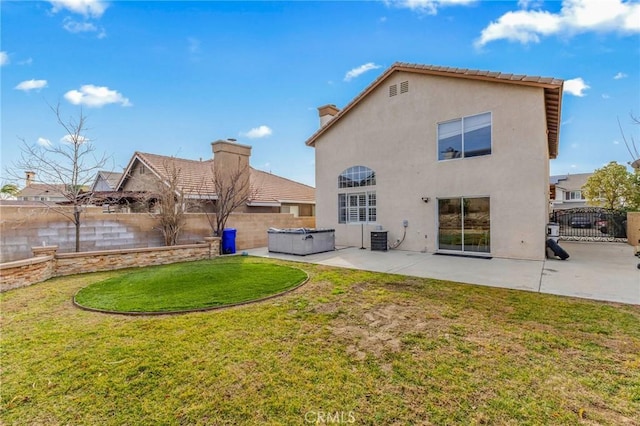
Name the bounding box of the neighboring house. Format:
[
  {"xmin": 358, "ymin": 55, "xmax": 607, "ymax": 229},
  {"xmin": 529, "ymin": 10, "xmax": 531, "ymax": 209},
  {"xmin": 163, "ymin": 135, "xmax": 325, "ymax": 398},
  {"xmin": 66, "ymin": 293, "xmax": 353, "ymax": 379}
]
[
  {"xmin": 91, "ymin": 171, "xmax": 123, "ymax": 192},
  {"xmin": 550, "ymin": 173, "xmax": 592, "ymax": 210},
  {"xmin": 15, "ymin": 171, "xmax": 68, "ymax": 203},
  {"xmin": 305, "ymin": 62, "xmax": 563, "ymax": 261},
  {"xmin": 116, "ymin": 140, "xmax": 315, "ymax": 216}
]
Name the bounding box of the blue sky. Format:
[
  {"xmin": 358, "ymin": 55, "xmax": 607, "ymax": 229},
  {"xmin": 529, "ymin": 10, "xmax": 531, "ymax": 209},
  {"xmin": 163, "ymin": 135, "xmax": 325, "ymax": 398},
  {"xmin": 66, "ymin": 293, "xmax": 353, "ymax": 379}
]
[{"xmin": 2, "ymin": 0, "xmax": 639, "ymax": 188}]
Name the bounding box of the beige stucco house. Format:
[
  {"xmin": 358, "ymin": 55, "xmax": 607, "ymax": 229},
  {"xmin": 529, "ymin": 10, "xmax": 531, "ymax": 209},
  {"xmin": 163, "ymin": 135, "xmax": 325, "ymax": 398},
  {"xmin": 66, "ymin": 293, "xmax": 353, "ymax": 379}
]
[
  {"xmin": 305, "ymin": 62, "xmax": 563, "ymax": 261},
  {"xmin": 116, "ymin": 140, "xmax": 315, "ymax": 217}
]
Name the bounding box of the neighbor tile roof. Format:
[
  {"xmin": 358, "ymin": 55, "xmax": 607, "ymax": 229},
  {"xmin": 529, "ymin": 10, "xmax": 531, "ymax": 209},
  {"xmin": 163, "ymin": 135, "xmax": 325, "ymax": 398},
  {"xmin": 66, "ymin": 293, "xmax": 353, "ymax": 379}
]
[
  {"xmin": 250, "ymin": 168, "xmax": 315, "ymax": 204},
  {"xmin": 122, "ymin": 152, "xmax": 314, "ymax": 204},
  {"xmin": 305, "ymin": 62, "xmax": 564, "ymax": 158},
  {"xmin": 17, "ymin": 183, "xmax": 70, "ymax": 200}
]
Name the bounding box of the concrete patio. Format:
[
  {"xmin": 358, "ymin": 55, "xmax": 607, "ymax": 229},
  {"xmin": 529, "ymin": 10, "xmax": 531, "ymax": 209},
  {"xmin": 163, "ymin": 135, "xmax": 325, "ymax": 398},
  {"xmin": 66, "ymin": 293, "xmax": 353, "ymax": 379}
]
[{"xmin": 246, "ymin": 241, "xmax": 639, "ymax": 305}]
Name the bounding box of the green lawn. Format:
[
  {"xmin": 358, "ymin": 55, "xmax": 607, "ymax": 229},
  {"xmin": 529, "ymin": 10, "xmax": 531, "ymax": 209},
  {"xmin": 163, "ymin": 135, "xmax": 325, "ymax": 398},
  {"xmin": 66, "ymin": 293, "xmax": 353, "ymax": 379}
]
[
  {"xmin": 1, "ymin": 257, "xmax": 639, "ymax": 425},
  {"xmin": 74, "ymin": 257, "xmax": 308, "ymax": 313}
]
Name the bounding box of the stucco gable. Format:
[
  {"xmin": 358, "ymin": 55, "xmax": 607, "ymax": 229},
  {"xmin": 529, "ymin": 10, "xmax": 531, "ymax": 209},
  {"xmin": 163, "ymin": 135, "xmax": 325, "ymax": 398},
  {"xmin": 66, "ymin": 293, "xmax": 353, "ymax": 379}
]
[{"xmin": 305, "ymin": 62, "xmax": 563, "ymax": 159}]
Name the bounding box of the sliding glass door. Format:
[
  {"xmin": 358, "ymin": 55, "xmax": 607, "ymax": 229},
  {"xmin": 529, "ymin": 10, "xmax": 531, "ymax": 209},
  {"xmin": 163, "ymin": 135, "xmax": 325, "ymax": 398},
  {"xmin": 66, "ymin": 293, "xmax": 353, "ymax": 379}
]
[{"xmin": 438, "ymin": 197, "xmax": 490, "ymax": 254}]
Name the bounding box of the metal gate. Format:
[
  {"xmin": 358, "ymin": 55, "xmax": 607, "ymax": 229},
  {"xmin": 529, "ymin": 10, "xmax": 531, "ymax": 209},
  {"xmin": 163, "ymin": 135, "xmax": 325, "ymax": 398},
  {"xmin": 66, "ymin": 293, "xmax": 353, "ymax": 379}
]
[{"xmin": 549, "ymin": 207, "xmax": 627, "ymax": 242}]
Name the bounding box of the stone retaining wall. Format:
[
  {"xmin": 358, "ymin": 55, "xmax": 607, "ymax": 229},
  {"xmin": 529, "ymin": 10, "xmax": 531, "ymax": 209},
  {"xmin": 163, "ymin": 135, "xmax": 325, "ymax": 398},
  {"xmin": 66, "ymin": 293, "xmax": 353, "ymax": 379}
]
[
  {"xmin": 0, "ymin": 256, "xmax": 55, "ymax": 291},
  {"xmin": 0, "ymin": 238, "xmax": 220, "ymax": 292}
]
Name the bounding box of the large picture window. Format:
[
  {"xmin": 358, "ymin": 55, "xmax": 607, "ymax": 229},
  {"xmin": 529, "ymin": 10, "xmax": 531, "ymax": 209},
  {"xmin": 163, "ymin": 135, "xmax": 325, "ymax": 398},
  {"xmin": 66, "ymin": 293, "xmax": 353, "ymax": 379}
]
[
  {"xmin": 438, "ymin": 197, "xmax": 490, "ymax": 254},
  {"xmin": 338, "ymin": 166, "xmax": 376, "ymax": 224},
  {"xmin": 438, "ymin": 112, "xmax": 491, "ymax": 160}
]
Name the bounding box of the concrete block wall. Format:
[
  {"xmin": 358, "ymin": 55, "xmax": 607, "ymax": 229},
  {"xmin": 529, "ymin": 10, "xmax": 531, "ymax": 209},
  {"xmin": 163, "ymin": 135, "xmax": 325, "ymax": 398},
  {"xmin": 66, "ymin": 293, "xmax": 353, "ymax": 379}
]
[{"xmin": 0, "ymin": 206, "xmax": 315, "ymax": 262}]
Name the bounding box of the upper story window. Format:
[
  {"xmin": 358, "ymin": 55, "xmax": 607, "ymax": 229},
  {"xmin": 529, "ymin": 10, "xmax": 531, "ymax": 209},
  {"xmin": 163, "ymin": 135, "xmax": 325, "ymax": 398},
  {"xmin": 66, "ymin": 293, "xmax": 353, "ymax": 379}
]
[
  {"xmin": 338, "ymin": 165, "xmax": 376, "ymax": 188},
  {"xmin": 438, "ymin": 112, "xmax": 492, "ymax": 161},
  {"xmin": 564, "ymin": 190, "xmax": 584, "ymax": 201}
]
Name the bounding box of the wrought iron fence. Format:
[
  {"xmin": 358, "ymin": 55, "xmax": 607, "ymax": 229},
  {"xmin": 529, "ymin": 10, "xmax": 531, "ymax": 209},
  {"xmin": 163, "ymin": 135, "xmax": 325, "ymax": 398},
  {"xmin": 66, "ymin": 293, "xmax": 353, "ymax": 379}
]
[{"xmin": 549, "ymin": 207, "xmax": 627, "ymax": 241}]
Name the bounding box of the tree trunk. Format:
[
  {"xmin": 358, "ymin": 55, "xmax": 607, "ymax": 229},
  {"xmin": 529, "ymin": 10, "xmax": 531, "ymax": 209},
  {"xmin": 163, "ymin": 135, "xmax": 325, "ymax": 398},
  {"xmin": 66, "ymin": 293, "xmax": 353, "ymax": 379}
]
[{"xmin": 74, "ymin": 208, "xmax": 81, "ymax": 252}]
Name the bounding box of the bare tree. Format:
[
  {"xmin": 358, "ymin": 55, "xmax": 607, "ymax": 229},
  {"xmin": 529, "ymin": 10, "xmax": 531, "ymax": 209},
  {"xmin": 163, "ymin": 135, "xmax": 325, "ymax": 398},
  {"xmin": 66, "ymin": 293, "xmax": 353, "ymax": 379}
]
[
  {"xmin": 199, "ymin": 158, "xmax": 255, "ymax": 237},
  {"xmin": 11, "ymin": 104, "xmax": 109, "ymax": 252},
  {"xmin": 618, "ymin": 113, "xmax": 640, "ymax": 168},
  {"xmin": 144, "ymin": 159, "xmax": 190, "ymax": 246}
]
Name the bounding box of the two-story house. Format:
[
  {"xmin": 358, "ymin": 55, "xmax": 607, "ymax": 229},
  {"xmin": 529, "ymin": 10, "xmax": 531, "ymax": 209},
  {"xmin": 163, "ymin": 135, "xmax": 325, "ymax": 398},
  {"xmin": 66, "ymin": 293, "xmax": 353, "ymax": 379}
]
[
  {"xmin": 550, "ymin": 173, "xmax": 592, "ymax": 210},
  {"xmin": 305, "ymin": 62, "xmax": 563, "ymax": 261}
]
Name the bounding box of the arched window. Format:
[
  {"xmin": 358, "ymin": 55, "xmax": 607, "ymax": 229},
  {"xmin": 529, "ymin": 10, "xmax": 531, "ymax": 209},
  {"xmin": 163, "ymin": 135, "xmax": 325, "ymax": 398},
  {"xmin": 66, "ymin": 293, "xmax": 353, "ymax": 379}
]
[
  {"xmin": 338, "ymin": 166, "xmax": 376, "ymax": 188},
  {"xmin": 338, "ymin": 166, "xmax": 376, "ymax": 224}
]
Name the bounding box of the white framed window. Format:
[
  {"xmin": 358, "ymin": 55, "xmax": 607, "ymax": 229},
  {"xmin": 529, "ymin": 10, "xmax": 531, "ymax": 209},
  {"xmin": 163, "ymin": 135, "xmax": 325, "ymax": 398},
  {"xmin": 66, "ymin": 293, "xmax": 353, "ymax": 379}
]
[
  {"xmin": 438, "ymin": 112, "xmax": 492, "ymax": 160},
  {"xmin": 339, "ymin": 191, "xmax": 376, "ymax": 224},
  {"xmin": 564, "ymin": 190, "xmax": 584, "ymax": 201},
  {"xmin": 338, "ymin": 166, "xmax": 376, "ymax": 224}
]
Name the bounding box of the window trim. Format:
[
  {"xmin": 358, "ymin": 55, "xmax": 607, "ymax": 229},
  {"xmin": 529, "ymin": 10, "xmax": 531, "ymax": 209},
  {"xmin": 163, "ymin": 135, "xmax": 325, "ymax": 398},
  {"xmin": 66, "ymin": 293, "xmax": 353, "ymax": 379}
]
[
  {"xmin": 338, "ymin": 190, "xmax": 377, "ymax": 224},
  {"xmin": 564, "ymin": 190, "xmax": 584, "ymax": 201},
  {"xmin": 437, "ymin": 111, "xmax": 492, "ymax": 161},
  {"xmin": 338, "ymin": 166, "xmax": 377, "ymax": 224},
  {"xmin": 338, "ymin": 165, "xmax": 376, "ymax": 189}
]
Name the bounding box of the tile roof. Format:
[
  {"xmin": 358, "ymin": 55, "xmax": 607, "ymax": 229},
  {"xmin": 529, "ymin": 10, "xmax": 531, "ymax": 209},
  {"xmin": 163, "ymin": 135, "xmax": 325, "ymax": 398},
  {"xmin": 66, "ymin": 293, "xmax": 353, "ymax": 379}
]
[
  {"xmin": 134, "ymin": 152, "xmax": 217, "ymax": 195},
  {"xmin": 305, "ymin": 61, "xmax": 564, "ymax": 158},
  {"xmin": 17, "ymin": 183, "xmax": 69, "ymax": 200},
  {"xmin": 123, "ymin": 152, "xmax": 315, "ymax": 204},
  {"xmin": 92, "ymin": 171, "xmax": 124, "ymax": 190},
  {"xmin": 250, "ymin": 168, "xmax": 315, "ymax": 204}
]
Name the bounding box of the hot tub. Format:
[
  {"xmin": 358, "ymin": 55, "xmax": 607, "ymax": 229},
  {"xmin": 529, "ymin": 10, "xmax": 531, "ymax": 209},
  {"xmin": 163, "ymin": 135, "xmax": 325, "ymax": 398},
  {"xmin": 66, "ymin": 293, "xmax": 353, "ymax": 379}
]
[{"xmin": 267, "ymin": 228, "xmax": 335, "ymax": 255}]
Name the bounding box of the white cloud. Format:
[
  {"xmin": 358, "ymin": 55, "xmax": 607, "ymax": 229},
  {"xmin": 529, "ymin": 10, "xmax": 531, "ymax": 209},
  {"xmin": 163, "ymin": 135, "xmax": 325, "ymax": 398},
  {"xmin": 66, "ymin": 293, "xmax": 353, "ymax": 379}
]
[
  {"xmin": 344, "ymin": 63, "xmax": 383, "ymax": 82},
  {"xmin": 49, "ymin": 0, "xmax": 108, "ymax": 18},
  {"xmin": 386, "ymin": 0, "xmax": 476, "ymax": 15},
  {"xmin": 571, "ymin": 143, "xmax": 579, "ymax": 148},
  {"xmin": 0, "ymin": 51, "xmax": 8, "ymax": 66},
  {"xmin": 15, "ymin": 79, "xmax": 48, "ymax": 92},
  {"xmin": 63, "ymin": 18, "xmax": 96, "ymax": 33},
  {"xmin": 241, "ymin": 125, "xmax": 272, "ymax": 139},
  {"xmin": 61, "ymin": 134, "xmax": 88, "ymax": 144},
  {"xmin": 37, "ymin": 137, "xmax": 52, "ymax": 147},
  {"xmin": 614, "ymin": 72, "xmax": 628, "ymax": 79},
  {"xmin": 19, "ymin": 58, "xmax": 33, "ymax": 66},
  {"xmin": 64, "ymin": 85, "xmax": 132, "ymax": 107},
  {"xmin": 518, "ymin": 0, "xmax": 545, "ymax": 8},
  {"xmin": 601, "ymin": 93, "xmax": 610, "ymax": 99},
  {"xmin": 62, "ymin": 17, "xmax": 106, "ymax": 37},
  {"xmin": 564, "ymin": 77, "xmax": 590, "ymax": 97},
  {"xmin": 613, "ymin": 140, "xmax": 620, "ymax": 145},
  {"xmin": 475, "ymin": 0, "xmax": 640, "ymax": 47}
]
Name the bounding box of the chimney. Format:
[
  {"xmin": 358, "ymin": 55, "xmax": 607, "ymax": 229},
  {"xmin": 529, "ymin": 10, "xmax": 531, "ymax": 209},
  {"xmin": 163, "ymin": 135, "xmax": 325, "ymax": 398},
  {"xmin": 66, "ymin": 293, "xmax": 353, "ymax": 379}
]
[
  {"xmin": 211, "ymin": 139, "xmax": 252, "ymax": 201},
  {"xmin": 25, "ymin": 171, "xmax": 35, "ymax": 187},
  {"xmin": 318, "ymin": 104, "xmax": 339, "ymax": 127}
]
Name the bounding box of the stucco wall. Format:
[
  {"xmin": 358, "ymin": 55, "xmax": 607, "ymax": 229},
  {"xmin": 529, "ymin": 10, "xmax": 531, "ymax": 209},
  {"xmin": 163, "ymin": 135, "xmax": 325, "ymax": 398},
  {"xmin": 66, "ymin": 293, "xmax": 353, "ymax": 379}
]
[
  {"xmin": 0, "ymin": 206, "xmax": 315, "ymax": 262},
  {"xmin": 628, "ymin": 212, "xmax": 640, "ymax": 248},
  {"xmin": 314, "ymin": 72, "xmax": 550, "ymax": 260}
]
